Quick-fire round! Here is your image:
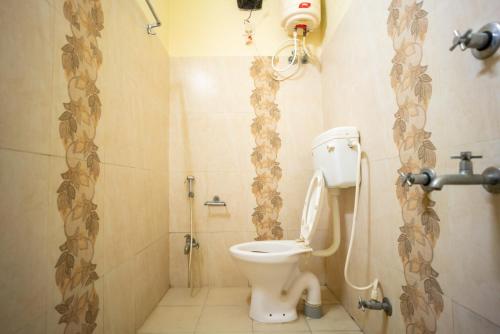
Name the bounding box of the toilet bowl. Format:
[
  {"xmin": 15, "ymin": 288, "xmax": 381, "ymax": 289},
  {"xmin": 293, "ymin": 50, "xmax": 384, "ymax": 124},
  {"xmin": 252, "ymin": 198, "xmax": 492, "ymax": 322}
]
[{"xmin": 229, "ymin": 170, "xmax": 326, "ymax": 323}]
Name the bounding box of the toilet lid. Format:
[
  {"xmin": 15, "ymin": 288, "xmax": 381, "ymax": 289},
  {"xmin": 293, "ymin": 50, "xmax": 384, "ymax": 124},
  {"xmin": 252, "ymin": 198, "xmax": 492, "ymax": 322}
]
[{"xmin": 300, "ymin": 170, "xmax": 326, "ymax": 244}]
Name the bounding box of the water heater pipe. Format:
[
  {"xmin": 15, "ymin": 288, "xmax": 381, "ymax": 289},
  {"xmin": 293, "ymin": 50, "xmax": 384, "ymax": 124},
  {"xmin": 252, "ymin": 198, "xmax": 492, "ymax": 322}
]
[{"xmin": 312, "ymin": 188, "xmax": 341, "ymax": 257}]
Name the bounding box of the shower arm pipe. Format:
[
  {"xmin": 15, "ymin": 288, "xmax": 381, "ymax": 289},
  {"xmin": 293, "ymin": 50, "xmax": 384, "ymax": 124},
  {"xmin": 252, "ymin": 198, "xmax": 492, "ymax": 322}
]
[
  {"xmin": 145, "ymin": 0, "xmax": 161, "ymax": 35},
  {"xmin": 312, "ymin": 188, "xmax": 341, "ymax": 257}
]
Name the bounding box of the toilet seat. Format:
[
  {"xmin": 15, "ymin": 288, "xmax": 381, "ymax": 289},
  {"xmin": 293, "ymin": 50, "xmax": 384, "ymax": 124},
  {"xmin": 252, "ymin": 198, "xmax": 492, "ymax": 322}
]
[
  {"xmin": 230, "ymin": 170, "xmax": 326, "ymax": 263},
  {"xmin": 230, "ymin": 240, "xmax": 312, "ymax": 264},
  {"xmin": 299, "ymin": 170, "xmax": 326, "ymax": 246}
]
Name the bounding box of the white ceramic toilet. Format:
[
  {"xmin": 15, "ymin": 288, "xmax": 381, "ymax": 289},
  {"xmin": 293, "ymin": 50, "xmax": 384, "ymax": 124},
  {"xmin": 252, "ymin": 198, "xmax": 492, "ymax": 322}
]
[{"xmin": 230, "ymin": 127, "xmax": 360, "ymax": 323}]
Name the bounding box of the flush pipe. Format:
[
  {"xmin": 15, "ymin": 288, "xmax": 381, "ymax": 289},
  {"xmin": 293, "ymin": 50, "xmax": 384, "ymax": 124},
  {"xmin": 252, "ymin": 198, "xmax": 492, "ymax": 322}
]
[{"xmin": 312, "ymin": 188, "xmax": 341, "ymax": 257}]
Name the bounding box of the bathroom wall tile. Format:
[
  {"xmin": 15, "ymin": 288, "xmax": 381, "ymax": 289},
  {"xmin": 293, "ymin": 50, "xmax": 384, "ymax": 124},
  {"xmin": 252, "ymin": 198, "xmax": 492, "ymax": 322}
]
[
  {"xmin": 156, "ymin": 234, "xmax": 171, "ymax": 300},
  {"xmin": 99, "ymin": 84, "xmax": 140, "ymax": 167},
  {"xmin": 0, "ymin": 0, "xmax": 53, "ymax": 155},
  {"xmin": 196, "ymin": 306, "xmax": 252, "ymax": 333},
  {"xmin": 134, "ymin": 237, "xmax": 169, "ymax": 330},
  {"xmin": 15, "ymin": 313, "xmax": 46, "ymax": 334},
  {"xmin": 138, "ymin": 306, "xmax": 202, "ymax": 333},
  {"xmin": 151, "ymin": 170, "xmax": 170, "ymax": 238},
  {"xmin": 200, "ymin": 232, "xmax": 251, "ymax": 287},
  {"xmin": 169, "ymin": 112, "xmax": 240, "ymax": 172},
  {"xmin": 133, "ymin": 168, "xmax": 155, "ymax": 253},
  {"xmin": 229, "ymin": 113, "xmax": 256, "ymax": 173},
  {"xmin": 169, "ymin": 57, "xmax": 253, "ymax": 116},
  {"xmin": 453, "ymin": 302, "xmax": 500, "ymax": 334},
  {"xmin": 139, "ymin": 106, "xmax": 168, "ymax": 171},
  {"xmin": 320, "ymin": 286, "xmax": 339, "ymax": 305},
  {"xmin": 102, "ymin": 164, "xmax": 139, "ymax": 273},
  {"xmin": 0, "ymin": 150, "xmax": 49, "ymax": 333},
  {"xmin": 206, "ymin": 287, "xmax": 251, "ymax": 306},
  {"xmin": 103, "ymin": 259, "xmax": 136, "ymax": 334},
  {"xmin": 159, "ymin": 287, "xmax": 208, "ymax": 306},
  {"xmin": 368, "ymin": 158, "xmax": 403, "ymax": 273},
  {"xmin": 279, "ymin": 110, "xmax": 323, "ymax": 173}
]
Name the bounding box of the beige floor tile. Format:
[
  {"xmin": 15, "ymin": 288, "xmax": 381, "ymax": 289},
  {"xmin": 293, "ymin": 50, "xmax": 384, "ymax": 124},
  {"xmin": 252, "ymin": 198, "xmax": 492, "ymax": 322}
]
[
  {"xmin": 138, "ymin": 306, "xmax": 202, "ymax": 333},
  {"xmin": 159, "ymin": 287, "xmax": 209, "ymax": 306},
  {"xmin": 195, "ymin": 306, "xmax": 252, "ymax": 333},
  {"xmin": 320, "ymin": 286, "xmax": 339, "ymax": 304},
  {"xmin": 205, "ymin": 287, "xmax": 251, "ymax": 306},
  {"xmin": 253, "ymin": 314, "xmax": 310, "ymax": 332},
  {"xmin": 306, "ymin": 304, "xmax": 360, "ymax": 331}
]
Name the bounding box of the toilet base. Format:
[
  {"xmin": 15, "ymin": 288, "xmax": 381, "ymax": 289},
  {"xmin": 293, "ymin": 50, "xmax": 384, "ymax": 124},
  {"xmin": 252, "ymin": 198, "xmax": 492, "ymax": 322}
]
[{"xmin": 249, "ymin": 287, "xmax": 299, "ymax": 323}]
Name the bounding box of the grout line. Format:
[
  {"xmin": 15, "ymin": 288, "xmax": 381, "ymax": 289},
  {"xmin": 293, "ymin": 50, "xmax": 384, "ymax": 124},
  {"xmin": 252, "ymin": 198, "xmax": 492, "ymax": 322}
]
[
  {"xmin": 0, "ymin": 146, "xmax": 55, "ymax": 158},
  {"xmin": 191, "ymin": 287, "xmax": 208, "ymax": 333}
]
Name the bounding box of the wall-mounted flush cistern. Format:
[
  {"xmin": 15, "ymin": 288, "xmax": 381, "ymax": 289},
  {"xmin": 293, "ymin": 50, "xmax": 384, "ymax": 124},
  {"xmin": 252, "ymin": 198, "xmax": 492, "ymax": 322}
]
[{"xmin": 399, "ymin": 151, "xmax": 500, "ymax": 193}]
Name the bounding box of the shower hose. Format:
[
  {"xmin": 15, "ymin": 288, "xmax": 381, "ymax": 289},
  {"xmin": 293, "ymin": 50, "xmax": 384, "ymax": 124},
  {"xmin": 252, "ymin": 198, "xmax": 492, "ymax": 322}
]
[
  {"xmin": 187, "ymin": 192, "xmax": 194, "ymax": 295},
  {"xmin": 344, "ymin": 141, "xmax": 379, "ymax": 300}
]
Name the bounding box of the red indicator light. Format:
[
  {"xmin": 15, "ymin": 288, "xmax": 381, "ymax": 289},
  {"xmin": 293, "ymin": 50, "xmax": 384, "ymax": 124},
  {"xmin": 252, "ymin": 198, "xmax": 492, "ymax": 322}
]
[{"xmin": 299, "ymin": 2, "xmax": 311, "ymax": 8}]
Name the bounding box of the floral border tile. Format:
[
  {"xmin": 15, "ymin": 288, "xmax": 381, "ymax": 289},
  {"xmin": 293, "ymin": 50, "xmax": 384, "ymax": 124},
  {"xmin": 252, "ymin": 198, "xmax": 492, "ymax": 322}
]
[
  {"xmin": 54, "ymin": 0, "xmax": 103, "ymax": 332},
  {"xmin": 249, "ymin": 57, "xmax": 283, "ymax": 240},
  {"xmin": 387, "ymin": 1, "xmax": 444, "ymax": 332}
]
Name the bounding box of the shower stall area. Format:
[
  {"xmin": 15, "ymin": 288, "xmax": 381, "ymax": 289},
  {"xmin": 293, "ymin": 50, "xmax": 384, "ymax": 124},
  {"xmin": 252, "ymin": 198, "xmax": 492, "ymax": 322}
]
[{"xmin": 1, "ymin": 0, "xmax": 499, "ymax": 334}]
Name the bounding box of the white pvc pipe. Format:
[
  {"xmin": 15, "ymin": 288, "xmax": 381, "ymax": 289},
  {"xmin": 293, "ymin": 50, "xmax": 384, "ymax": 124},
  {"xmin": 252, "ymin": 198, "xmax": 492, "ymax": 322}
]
[{"xmin": 312, "ymin": 188, "xmax": 341, "ymax": 257}]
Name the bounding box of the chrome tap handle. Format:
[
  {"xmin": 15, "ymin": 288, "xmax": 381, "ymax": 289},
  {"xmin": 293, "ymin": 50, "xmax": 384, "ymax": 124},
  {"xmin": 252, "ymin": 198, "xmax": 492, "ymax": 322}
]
[
  {"xmin": 451, "ymin": 151, "xmax": 482, "ymax": 160},
  {"xmin": 450, "ymin": 29, "xmax": 473, "ymax": 51},
  {"xmin": 398, "ymin": 171, "xmax": 413, "ymax": 186},
  {"xmin": 358, "ymin": 297, "xmax": 366, "ymax": 312}
]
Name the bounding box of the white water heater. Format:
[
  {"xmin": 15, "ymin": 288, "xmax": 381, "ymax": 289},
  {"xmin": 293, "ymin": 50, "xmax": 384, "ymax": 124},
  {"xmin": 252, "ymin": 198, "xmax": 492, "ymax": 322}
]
[{"xmin": 281, "ymin": 0, "xmax": 321, "ymax": 34}]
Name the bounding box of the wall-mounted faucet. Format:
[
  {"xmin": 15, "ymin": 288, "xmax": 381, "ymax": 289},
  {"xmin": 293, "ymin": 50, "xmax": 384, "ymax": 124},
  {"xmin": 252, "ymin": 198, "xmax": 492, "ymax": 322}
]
[
  {"xmin": 399, "ymin": 152, "xmax": 500, "ymax": 193},
  {"xmin": 184, "ymin": 234, "xmax": 199, "ymax": 255},
  {"xmin": 449, "ymin": 22, "xmax": 500, "ymax": 59}
]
